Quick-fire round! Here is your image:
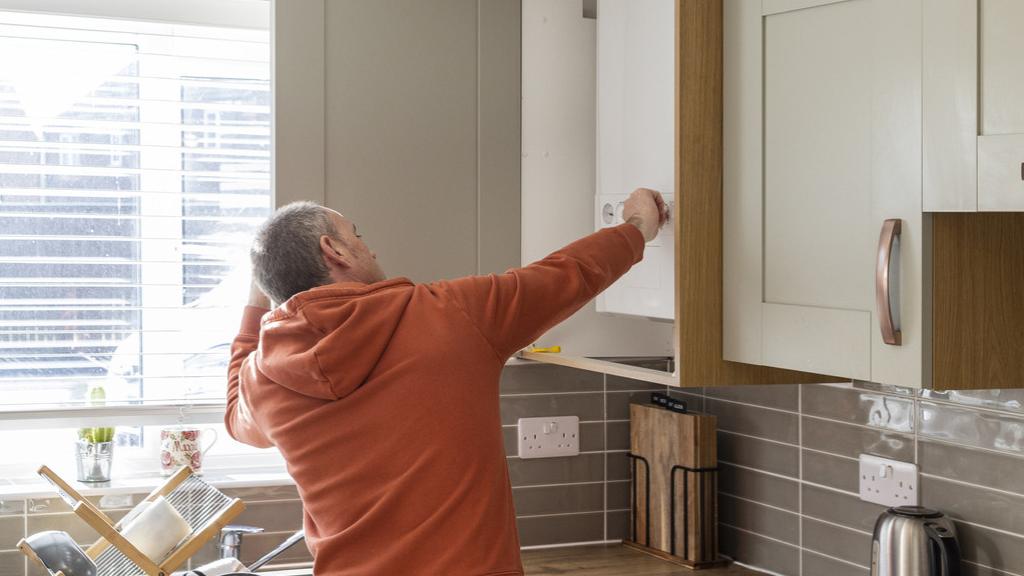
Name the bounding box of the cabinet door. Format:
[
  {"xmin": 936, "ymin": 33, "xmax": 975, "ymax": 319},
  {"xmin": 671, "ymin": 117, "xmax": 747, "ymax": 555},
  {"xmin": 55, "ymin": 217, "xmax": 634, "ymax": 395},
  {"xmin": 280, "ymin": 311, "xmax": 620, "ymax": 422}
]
[
  {"xmin": 724, "ymin": 0, "xmax": 924, "ymax": 385},
  {"xmin": 978, "ymin": 0, "xmax": 1024, "ymax": 210},
  {"xmin": 925, "ymin": 0, "xmax": 1024, "ymax": 211}
]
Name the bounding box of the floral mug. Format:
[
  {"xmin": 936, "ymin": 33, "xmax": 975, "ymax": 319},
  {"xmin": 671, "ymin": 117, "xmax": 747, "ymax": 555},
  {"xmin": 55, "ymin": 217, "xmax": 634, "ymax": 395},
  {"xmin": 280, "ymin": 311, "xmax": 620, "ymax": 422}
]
[{"xmin": 159, "ymin": 426, "xmax": 217, "ymax": 476}]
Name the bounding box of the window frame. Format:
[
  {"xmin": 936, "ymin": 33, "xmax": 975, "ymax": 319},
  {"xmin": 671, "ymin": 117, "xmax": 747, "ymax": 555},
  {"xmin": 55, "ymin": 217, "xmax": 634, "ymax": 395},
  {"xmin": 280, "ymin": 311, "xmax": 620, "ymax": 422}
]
[
  {"xmin": 0, "ymin": 0, "xmax": 269, "ymax": 31},
  {"xmin": 0, "ymin": 0, "xmax": 278, "ymax": 474}
]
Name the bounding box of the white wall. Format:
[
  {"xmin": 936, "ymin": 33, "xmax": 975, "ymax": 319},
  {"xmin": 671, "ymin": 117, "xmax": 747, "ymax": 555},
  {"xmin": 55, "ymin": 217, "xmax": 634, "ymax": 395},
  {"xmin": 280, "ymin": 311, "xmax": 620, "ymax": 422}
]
[{"xmin": 273, "ymin": 0, "xmax": 521, "ymax": 281}]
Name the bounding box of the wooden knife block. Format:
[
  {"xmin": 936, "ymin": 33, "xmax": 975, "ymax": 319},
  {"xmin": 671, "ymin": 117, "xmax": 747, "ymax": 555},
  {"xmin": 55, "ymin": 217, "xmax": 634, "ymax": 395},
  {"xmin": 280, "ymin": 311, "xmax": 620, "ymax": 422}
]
[{"xmin": 627, "ymin": 402, "xmax": 725, "ymax": 569}]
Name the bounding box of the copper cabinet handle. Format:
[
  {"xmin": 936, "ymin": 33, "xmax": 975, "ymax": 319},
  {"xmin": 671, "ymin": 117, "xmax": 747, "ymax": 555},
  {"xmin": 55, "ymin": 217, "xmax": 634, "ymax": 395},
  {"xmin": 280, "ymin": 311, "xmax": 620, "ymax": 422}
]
[{"xmin": 876, "ymin": 219, "xmax": 902, "ymax": 346}]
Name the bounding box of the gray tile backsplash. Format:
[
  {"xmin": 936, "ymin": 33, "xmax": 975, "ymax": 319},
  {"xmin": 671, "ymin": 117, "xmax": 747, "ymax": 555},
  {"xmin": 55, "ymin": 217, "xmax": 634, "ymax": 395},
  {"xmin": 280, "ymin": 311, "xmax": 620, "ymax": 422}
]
[
  {"xmin": 695, "ymin": 381, "xmax": 1024, "ymax": 576},
  {"xmin": 802, "ymin": 384, "xmax": 915, "ymax": 432},
  {"xmin": 500, "ymin": 359, "xmax": 674, "ymax": 548},
  {"xmin": 719, "ymin": 493, "xmax": 799, "ymax": 545},
  {"xmin": 720, "ymin": 524, "xmax": 800, "ymax": 575},
  {"xmin": 707, "ymin": 397, "xmax": 801, "ymax": 443}
]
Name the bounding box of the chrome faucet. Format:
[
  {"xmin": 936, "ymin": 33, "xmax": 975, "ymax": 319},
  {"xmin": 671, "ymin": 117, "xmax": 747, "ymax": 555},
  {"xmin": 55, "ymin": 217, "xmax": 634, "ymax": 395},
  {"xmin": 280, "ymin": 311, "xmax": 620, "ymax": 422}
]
[
  {"xmin": 218, "ymin": 525, "xmax": 263, "ymax": 561},
  {"xmin": 218, "ymin": 525, "xmax": 306, "ymax": 571}
]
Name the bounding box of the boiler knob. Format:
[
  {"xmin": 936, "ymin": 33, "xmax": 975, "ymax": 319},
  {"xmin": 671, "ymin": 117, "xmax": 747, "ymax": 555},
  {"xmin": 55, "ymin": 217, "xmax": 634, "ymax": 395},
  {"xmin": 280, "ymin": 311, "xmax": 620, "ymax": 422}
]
[{"xmin": 601, "ymin": 202, "xmax": 615, "ymax": 225}]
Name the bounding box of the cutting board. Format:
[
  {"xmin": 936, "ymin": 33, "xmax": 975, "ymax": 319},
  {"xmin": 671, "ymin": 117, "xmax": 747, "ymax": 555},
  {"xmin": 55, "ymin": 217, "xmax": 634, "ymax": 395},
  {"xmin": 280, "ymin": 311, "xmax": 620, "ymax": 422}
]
[{"xmin": 628, "ymin": 401, "xmax": 722, "ymax": 568}]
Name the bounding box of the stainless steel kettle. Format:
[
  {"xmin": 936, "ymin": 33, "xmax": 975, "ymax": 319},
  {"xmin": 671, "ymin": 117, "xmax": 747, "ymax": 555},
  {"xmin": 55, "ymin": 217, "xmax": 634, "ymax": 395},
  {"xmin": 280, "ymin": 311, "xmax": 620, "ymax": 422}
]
[{"xmin": 871, "ymin": 506, "xmax": 961, "ymax": 576}]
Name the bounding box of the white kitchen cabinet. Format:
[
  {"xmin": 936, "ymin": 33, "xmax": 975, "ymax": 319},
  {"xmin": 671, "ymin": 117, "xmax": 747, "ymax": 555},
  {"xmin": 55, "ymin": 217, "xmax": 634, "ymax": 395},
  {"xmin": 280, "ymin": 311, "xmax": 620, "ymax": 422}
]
[
  {"xmin": 724, "ymin": 0, "xmax": 1024, "ymax": 390},
  {"xmin": 723, "ymin": 0, "xmax": 925, "ymax": 386},
  {"xmin": 925, "ymin": 0, "xmax": 1024, "ymax": 211}
]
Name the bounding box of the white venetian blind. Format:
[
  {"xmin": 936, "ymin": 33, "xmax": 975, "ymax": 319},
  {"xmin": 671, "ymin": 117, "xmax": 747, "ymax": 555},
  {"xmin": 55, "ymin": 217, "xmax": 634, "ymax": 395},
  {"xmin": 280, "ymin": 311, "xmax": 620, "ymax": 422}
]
[{"xmin": 0, "ymin": 10, "xmax": 271, "ymax": 408}]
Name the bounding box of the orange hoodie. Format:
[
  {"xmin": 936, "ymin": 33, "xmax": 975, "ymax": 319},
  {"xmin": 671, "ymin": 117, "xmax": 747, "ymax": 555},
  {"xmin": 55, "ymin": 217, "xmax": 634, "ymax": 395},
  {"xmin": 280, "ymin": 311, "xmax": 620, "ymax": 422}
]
[{"xmin": 225, "ymin": 223, "xmax": 645, "ymax": 575}]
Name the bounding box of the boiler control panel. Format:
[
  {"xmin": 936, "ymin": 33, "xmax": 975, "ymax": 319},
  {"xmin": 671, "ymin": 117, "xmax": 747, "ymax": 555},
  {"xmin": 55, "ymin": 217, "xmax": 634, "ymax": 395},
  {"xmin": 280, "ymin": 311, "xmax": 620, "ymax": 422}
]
[{"xmin": 595, "ymin": 192, "xmax": 674, "ymax": 320}]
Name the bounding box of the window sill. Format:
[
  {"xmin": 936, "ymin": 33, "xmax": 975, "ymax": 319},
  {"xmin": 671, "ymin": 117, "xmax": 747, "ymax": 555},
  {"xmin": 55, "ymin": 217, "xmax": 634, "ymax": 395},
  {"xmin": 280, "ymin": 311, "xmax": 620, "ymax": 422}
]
[{"xmin": 0, "ymin": 464, "xmax": 294, "ymax": 500}]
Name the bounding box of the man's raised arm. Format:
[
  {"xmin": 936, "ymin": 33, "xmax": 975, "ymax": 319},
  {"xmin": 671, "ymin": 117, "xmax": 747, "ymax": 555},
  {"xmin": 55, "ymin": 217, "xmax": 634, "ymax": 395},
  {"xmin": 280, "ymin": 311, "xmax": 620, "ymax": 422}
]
[
  {"xmin": 224, "ymin": 281, "xmax": 274, "ymax": 448},
  {"xmin": 437, "ymin": 188, "xmax": 669, "ymax": 360}
]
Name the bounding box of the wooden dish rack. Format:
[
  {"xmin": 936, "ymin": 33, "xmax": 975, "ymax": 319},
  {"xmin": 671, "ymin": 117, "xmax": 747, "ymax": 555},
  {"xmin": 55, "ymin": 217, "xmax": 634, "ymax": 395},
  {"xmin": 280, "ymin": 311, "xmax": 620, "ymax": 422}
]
[{"xmin": 18, "ymin": 465, "xmax": 245, "ymax": 576}]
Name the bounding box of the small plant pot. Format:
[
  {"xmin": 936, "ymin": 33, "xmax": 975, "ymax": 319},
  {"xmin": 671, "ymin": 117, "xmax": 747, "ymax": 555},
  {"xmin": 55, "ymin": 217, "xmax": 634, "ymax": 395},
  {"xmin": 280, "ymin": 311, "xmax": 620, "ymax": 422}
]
[{"xmin": 75, "ymin": 440, "xmax": 113, "ymax": 483}]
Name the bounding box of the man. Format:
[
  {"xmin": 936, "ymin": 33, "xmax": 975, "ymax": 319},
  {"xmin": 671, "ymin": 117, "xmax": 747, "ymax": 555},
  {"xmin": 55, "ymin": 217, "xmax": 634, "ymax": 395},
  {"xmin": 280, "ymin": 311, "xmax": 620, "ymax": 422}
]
[{"xmin": 226, "ymin": 188, "xmax": 668, "ymax": 575}]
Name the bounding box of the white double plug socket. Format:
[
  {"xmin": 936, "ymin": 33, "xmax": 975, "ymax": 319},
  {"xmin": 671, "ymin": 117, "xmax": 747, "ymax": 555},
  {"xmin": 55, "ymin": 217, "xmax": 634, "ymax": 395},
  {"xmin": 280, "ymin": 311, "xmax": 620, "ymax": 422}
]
[
  {"xmin": 859, "ymin": 454, "xmax": 919, "ymax": 507},
  {"xmin": 517, "ymin": 416, "xmax": 580, "ymax": 459}
]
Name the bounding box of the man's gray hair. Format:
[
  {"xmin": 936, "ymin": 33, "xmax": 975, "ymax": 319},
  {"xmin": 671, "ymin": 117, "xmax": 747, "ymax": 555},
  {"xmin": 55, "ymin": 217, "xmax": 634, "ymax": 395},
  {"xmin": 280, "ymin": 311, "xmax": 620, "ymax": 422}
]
[{"xmin": 251, "ymin": 201, "xmax": 340, "ymax": 304}]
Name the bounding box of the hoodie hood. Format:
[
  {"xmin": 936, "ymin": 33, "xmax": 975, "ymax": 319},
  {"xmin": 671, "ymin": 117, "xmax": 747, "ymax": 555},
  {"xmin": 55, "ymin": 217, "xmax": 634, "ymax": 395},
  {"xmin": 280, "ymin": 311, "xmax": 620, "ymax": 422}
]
[{"xmin": 255, "ymin": 278, "xmax": 414, "ymax": 400}]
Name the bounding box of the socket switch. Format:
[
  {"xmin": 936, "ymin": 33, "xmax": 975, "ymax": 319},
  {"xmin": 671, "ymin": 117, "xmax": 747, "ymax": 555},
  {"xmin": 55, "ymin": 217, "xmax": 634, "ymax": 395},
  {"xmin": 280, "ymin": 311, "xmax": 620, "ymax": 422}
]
[
  {"xmin": 859, "ymin": 454, "xmax": 919, "ymax": 507},
  {"xmin": 517, "ymin": 416, "xmax": 580, "ymax": 459}
]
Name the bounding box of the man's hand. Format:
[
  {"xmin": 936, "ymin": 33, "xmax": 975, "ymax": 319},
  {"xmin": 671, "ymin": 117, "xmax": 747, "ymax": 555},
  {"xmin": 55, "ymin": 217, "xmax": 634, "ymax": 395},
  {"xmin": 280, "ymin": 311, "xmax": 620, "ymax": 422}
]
[
  {"xmin": 248, "ymin": 278, "xmax": 271, "ymax": 309},
  {"xmin": 623, "ymin": 188, "xmax": 670, "ymax": 242}
]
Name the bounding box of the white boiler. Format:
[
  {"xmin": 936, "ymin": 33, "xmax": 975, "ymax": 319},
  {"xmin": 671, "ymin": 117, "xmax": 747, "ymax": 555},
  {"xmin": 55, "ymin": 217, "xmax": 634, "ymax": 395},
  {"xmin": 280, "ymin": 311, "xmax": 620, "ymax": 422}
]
[{"xmin": 594, "ymin": 0, "xmax": 675, "ymax": 321}]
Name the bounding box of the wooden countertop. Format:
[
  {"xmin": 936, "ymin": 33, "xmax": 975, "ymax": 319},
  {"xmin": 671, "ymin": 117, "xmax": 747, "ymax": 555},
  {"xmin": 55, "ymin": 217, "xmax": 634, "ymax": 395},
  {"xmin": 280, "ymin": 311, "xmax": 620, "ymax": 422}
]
[{"xmin": 522, "ymin": 544, "xmax": 763, "ymax": 575}]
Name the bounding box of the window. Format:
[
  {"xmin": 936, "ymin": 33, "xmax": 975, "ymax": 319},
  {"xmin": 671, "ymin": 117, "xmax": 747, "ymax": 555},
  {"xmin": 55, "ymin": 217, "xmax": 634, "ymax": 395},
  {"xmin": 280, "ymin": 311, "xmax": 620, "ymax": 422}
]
[{"xmin": 0, "ymin": 11, "xmax": 271, "ymax": 412}]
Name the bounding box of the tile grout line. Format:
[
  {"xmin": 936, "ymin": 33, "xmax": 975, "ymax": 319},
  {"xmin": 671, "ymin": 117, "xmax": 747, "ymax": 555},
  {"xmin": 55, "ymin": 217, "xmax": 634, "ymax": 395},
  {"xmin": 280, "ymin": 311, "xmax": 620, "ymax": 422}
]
[
  {"xmin": 719, "ymin": 491, "xmax": 800, "ymax": 517},
  {"xmin": 920, "ymin": 472, "xmax": 1024, "ymax": 499},
  {"xmin": 516, "ymin": 509, "xmax": 624, "ymax": 520},
  {"xmin": 800, "ymin": 548, "xmax": 871, "ymax": 571},
  {"xmin": 801, "ymin": 514, "xmax": 873, "ymax": 537},
  {"xmin": 718, "ymin": 428, "xmax": 801, "ymax": 449},
  {"xmin": 720, "ymin": 522, "xmax": 802, "ymax": 550},
  {"xmin": 953, "ymin": 516, "xmax": 1024, "ymax": 539},
  {"xmin": 506, "ymin": 449, "xmax": 623, "ymax": 461},
  {"xmin": 962, "ymin": 559, "xmax": 1024, "ymax": 576},
  {"xmin": 800, "ymin": 412, "xmax": 914, "ymax": 436},
  {"xmin": 914, "ymin": 393, "xmax": 921, "ymax": 468},
  {"xmin": 512, "ymin": 480, "xmax": 609, "ymax": 490},
  {"xmin": 918, "ymin": 434, "xmax": 1024, "ymax": 460},
  {"xmin": 519, "ymin": 539, "xmax": 621, "ymax": 551},
  {"xmin": 700, "ymin": 394, "xmax": 801, "ymax": 416},
  {"xmin": 717, "ymin": 460, "xmax": 799, "ymax": 483},
  {"xmin": 800, "ymin": 445, "xmax": 859, "ymax": 462},
  {"xmin": 797, "ymin": 383, "xmax": 804, "ymax": 576},
  {"xmin": 602, "ymin": 372, "xmax": 608, "ymax": 542},
  {"xmin": 500, "ymin": 390, "xmax": 609, "ymax": 397},
  {"xmin": 502, "ymin": 419, "xmax": 625, "ymax": 428}
]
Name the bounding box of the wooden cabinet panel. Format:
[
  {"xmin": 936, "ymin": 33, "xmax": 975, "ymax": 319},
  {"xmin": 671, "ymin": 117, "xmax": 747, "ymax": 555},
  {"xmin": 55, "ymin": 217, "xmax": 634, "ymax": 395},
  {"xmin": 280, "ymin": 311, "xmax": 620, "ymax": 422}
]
[{"xmin": 932, "ymin": 213, "xmax": 1024, "ymax": 389}]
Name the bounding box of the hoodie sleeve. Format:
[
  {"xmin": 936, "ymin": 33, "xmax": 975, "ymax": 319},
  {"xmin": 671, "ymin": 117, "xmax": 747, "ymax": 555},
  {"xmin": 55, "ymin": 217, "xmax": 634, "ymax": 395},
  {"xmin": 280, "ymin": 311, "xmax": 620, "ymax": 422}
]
[
  {"xmin": 225, "ymin": 305, "xmax": 274, "ymax": 448},
  {"xmin": 437, "ymin": 223, "xmax": 645, "ymax": 360}
]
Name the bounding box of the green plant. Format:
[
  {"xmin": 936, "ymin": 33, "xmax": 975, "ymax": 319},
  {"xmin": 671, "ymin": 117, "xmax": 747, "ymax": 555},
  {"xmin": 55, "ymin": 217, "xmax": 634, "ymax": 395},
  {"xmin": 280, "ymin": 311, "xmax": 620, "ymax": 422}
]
[{"xmin": 77, "ymin": 385, "xmax": 115, "ymax": 444}]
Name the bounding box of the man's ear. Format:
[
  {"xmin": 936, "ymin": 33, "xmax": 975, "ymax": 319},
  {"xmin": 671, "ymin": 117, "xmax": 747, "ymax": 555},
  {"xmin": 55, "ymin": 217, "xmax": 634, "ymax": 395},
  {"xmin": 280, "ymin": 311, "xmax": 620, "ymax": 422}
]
[{"xmin": 320, "ymin": 235, "xmax": 351, "ymax": 269}]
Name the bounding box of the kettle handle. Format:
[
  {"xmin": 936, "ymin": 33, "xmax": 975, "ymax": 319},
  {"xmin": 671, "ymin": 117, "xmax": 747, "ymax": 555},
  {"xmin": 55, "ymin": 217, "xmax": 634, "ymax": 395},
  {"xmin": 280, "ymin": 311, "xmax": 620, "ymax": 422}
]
[{"xmin": 925, "ymin": 522, "xmax": 961, "ymax": 576}]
